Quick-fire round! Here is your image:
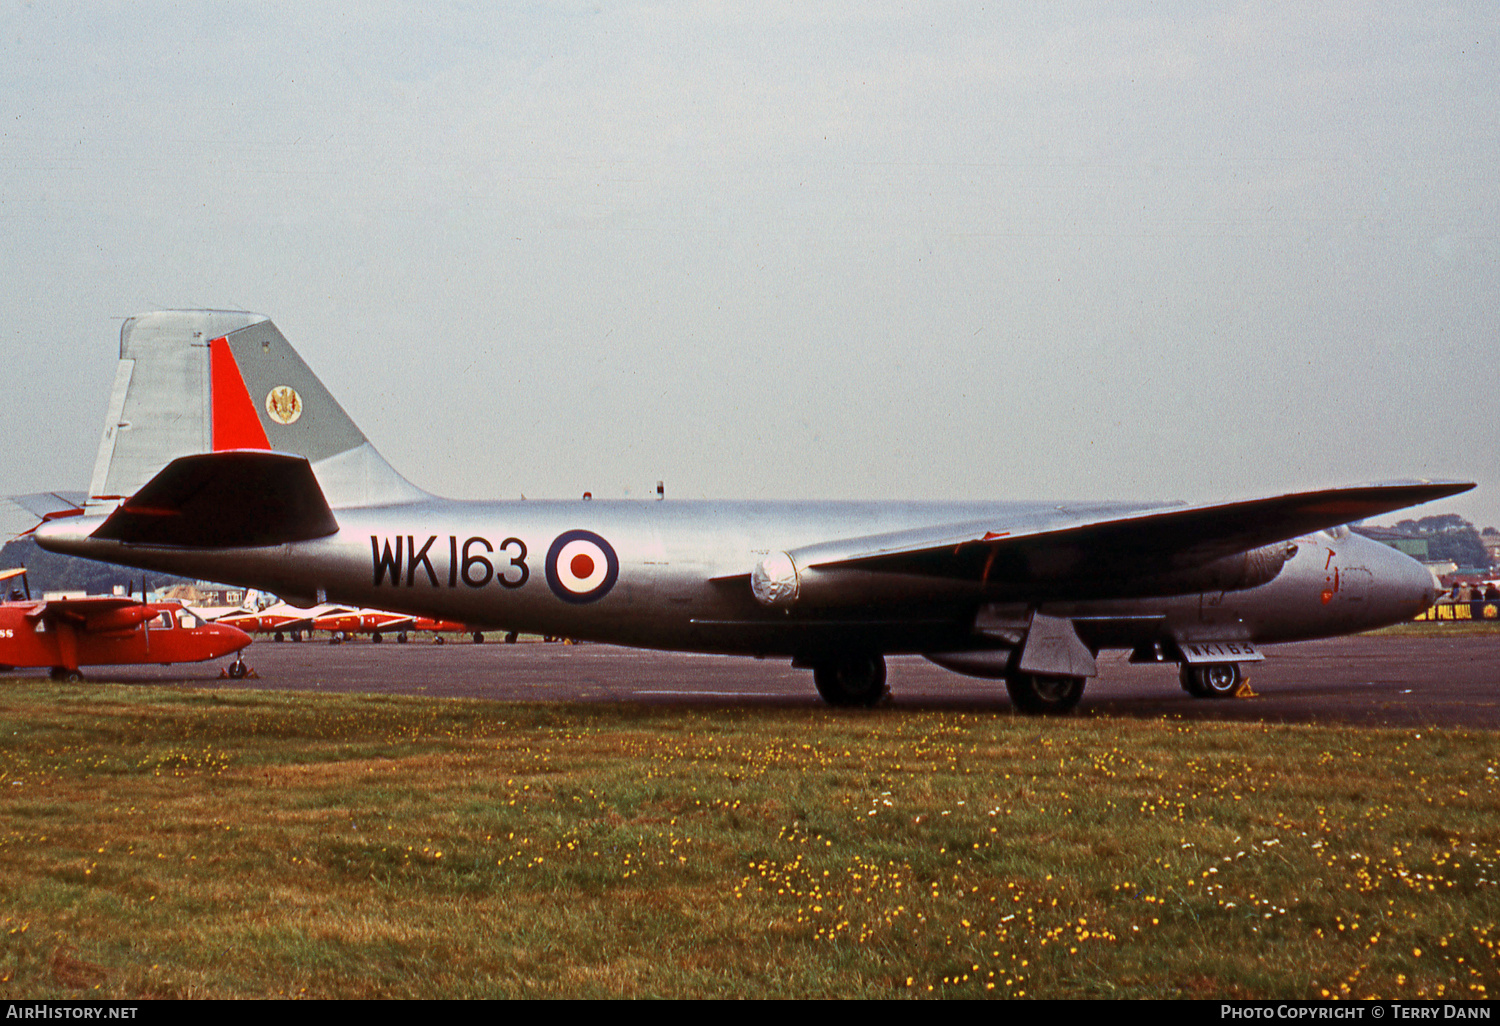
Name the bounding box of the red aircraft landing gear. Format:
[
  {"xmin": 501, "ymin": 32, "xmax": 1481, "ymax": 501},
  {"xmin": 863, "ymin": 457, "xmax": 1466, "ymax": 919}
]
[{"xmin": 220, "ymin": 657, "xmax": 254, "ymax": 680}]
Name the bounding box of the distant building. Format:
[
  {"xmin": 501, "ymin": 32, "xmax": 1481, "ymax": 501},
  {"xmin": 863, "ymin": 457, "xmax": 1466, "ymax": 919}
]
[
  {"xmin": 1351, "ymin": 525, "xmax": 1429, "ymax": 560},
  {"xmin": 1484, "ymin": 527, "xmax": 1500, "ymax": 569},
  {"xmin": 160, "ymin": 583, "xmax": 246, "ymax": 607}
]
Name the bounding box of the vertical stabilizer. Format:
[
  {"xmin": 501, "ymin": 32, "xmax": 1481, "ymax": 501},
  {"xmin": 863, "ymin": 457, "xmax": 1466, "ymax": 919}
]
[{"xmin": 88, "ymin": 310, "xmax": 426, "ymax": 509}]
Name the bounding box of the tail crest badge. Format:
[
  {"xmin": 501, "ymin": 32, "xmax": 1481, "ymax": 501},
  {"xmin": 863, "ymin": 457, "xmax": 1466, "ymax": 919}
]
[{"xmin": 266, "ymin": 386, "xmax": 303, "ymax": 425}]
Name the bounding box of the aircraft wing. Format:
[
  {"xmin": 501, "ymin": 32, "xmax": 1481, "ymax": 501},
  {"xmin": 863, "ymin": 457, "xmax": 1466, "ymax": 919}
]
[
  {"xmin": 23, "ymin": 595, "xmax": 156, "ymax": 634},
  {"xmin": 777, "ymin": 480, "xmax": 1476, "ymax": 586},
  {"xmin": 32, "ymin": 596, "xmax": 141, "ymax": 619},
  {"xmin": 366, "ymin": 613, "xmax": 418, "ymax": 631}
]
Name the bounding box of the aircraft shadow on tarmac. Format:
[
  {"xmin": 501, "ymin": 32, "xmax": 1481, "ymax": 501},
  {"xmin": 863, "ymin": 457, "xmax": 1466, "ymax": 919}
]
[{"xmin": 5, "ymin": 633, "xmax": 1494, "ymax": 730}]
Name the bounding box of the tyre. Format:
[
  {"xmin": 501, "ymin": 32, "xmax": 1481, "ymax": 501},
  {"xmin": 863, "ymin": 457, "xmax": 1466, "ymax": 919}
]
[
  {"xmin": 1180, "ymin": 663, "xmax": 1241, "ymax": 698},
  {"xmin": 1006, "ymin": 672, "xmax": 1085, "ymax": 715},
  {"xmin": 811, "ymin": 653, "xmax": 888, "ymax": 707}
]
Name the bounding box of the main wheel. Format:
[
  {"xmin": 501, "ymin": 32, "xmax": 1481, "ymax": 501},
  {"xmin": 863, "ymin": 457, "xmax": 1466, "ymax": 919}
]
[
  {"xmin": 811, "ymin": 653, "xmax": 888, "ymax": 707},
  {"xmin": 473, "ymin": 632, "xmax": 484, "ymax": 644},
  {"xmin": 1180, "ymin": 662, "xmax": 1241, "ymax": 698},
  {"xmin": 1006, "ymin": 672, "xmax": 1085, "ymax": 715}
]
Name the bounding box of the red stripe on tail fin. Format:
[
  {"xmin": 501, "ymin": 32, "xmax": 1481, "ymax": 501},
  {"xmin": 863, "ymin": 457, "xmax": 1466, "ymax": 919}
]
[{"xmin": 209, "ymin": 337, "xmax": 270, "ymax": 451}]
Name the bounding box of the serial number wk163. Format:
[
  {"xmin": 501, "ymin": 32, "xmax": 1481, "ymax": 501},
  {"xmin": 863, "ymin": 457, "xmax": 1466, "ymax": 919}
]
[
  {"xmin": 372, "ymin": 535, "xmax": 528, "ymax": 589},
  {"xmin": 371, "ymin": 531, "xmax": 621, "ymax": 605}
]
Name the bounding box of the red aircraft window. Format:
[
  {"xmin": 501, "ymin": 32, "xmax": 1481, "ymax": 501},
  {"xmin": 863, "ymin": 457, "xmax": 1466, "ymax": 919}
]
[
  {"xmin": 154, "ymin": 612, "xmax": 174, "ymax": 629},
  {"xmin": 179, "ymin": 613, "xmax": 198, "ymax": 629}
]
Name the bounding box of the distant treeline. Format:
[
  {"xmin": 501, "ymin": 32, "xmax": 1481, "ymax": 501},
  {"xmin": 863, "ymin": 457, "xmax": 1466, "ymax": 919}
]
[
  {"xmin": 0, "ymin": 536, "xmax": 193, "ymax": 597},
  {"xmin": 1361, "ymin": 513, "xmax": 1492, "ymax": 570}
]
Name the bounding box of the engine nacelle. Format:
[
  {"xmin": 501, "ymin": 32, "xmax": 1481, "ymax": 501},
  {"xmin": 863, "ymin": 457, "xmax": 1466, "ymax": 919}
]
[
  {"xmin": 82, "ymin": 605, "xmax": 157, "ymax": 633},
  {"xmin": 751, "ymin": 540, "xmax": 1298, "ymax": 610},
  {"xmin": 924, "ymin": 648, "xmax": 1013, "ymax": 679}
]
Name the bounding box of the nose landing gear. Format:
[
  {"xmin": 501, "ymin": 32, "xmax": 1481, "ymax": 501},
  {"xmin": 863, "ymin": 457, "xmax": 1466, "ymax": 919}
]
[
  {"xmin": 1180, "ymin": 662, "xmax": 1247, "ymax": 698},
  {"xmin": 220, "ymin": 657, "xmax": 256, "ymax": 680}
]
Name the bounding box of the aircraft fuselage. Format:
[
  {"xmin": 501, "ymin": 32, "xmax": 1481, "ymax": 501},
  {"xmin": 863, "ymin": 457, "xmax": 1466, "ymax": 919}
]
[{"xmin": 36, "ymin": 497, "xmax": 1435, "ymax": 660}]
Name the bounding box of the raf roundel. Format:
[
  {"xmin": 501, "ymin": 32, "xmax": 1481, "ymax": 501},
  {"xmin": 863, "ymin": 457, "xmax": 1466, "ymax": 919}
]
[{"xmin": 545, "ymin": 530, "xmax": 620, "ymax": 604}]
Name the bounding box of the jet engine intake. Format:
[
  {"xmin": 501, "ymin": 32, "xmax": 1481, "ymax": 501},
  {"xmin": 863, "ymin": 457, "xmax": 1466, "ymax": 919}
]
[{"xmin": 751, "ymin": 551, "xmax": 800, "ymax": 607}]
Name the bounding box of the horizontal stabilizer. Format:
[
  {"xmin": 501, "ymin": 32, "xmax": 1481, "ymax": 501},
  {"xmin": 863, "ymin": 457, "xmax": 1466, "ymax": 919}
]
[
  {"xmin": 0, "ymin": 491, "xmax": 87, "ymax": 538},
  {"xmin": 92, "ymin": 451, "xmax": 339, "ymax": 547}
]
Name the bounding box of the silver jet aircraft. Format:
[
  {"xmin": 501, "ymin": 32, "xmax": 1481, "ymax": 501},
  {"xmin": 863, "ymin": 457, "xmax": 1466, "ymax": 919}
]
[{"xmin": 36, "ymin": 311, "xmax": 1472, "ymax": 712}]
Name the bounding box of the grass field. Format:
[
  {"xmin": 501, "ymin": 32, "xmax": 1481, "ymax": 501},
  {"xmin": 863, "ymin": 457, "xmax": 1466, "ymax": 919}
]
[{"xmin": 1, "ymin": 679, "xmax": 1496, "ymax": 999}]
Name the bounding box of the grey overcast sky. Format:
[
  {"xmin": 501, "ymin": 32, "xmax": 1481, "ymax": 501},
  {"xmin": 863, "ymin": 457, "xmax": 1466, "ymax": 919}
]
[{"xmin": 3, "ymin": 2, "xmax": 1497, "ymax": 528}]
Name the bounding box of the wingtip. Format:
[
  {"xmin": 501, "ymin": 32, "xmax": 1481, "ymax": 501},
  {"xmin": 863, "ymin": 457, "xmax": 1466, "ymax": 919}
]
[{"xmin": 1374, "ymin": 479, "xmax": 1477, "ymax": 498}]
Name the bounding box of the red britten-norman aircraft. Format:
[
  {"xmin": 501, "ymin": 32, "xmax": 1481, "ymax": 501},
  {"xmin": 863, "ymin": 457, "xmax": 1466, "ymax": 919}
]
[{"xmin": 0, "ymin": 568, "xmax": 252, "ymax": 681}]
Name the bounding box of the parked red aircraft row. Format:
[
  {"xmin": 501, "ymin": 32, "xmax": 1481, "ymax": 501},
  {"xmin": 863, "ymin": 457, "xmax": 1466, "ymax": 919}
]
[
  {"xmin": 308, "ymin": 607, "xmax": 478, "ymax": 643},
  {"xmin": 0, "ymin": 569, "xmax": 252, "ymax": 680},
  {"xmin": 213, "ymin": 599, "xmax": 483, "ymax": 643}
]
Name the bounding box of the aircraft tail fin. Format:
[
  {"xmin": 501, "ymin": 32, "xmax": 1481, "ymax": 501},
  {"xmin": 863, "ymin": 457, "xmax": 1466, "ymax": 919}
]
[{"xmin": 90, "ymin": 310, "xmax": 427, "ymax": 510}]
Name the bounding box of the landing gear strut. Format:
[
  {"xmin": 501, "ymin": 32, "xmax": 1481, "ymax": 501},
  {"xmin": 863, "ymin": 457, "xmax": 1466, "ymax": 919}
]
[
  {"xmin": 1180, "ymin": 662, "xmax": 1243, "ymax": 698},
  {"xmin": 811, "ymin": 653, "xmax": 888, "ymax": 707},
  {"xmin": 1005, "ymin": 672, "xmax": 1086, "ymax": 715}
]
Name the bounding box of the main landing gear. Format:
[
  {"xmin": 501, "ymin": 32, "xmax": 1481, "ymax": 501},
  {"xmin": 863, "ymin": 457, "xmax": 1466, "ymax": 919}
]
[
  {"xmin": 48, "ymin": 666, "xmax": 83, "ymax": 683},
  {"xmin": 1005, "ymin": 672, "xmax": 1087, "ymax": 715},
  {"xmin": 810, "ymin": 653, "xmax": 889, "ymax": 707},
  {"xmin": 1180, "ymin": 662, "xmax": 1243, "ymax": 698}
]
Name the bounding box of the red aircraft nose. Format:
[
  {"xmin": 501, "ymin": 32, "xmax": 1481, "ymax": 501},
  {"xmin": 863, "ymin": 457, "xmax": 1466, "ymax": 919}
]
[{"xmin": 208, "ymin": 623, "xmax": 253, "ymax": 657}]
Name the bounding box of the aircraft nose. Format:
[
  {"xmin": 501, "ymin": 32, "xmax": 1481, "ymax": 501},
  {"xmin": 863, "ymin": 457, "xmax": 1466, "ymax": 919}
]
[
  {"xmin": 217, "ymin": 624, "xmax": 253, "ymax": 654},
  {"xmin": 1409, "ymin": 557, "xmax": 1438, "ymax": 612},
  {"xmin": 1367, "ymin": 536, "xmax": 1438, "ymax": 619}
]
